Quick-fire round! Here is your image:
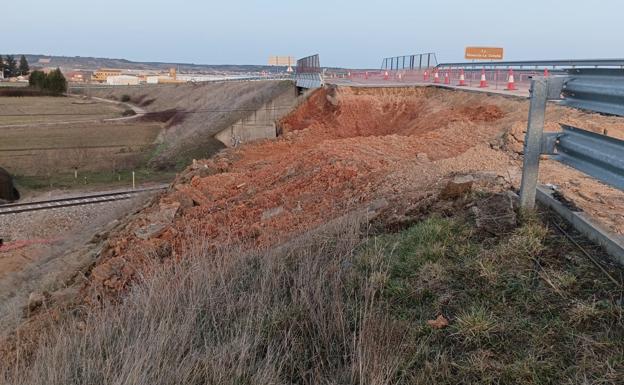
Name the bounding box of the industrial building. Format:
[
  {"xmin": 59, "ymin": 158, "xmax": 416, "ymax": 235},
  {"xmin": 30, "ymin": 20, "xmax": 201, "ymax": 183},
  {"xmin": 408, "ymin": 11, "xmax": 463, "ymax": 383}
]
[
  {"xmin": 106, "ymin": 75, "xmax": 140, "ymax": 86},
  {"xmin": 92, "ymin": 68, "xmax": 123, "ymax": 83}
]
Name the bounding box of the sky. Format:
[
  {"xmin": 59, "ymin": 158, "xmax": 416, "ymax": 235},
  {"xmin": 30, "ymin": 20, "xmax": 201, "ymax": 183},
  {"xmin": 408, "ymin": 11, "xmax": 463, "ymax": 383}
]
[{"xmin": 4, "ymin": 0, "xmax": 624, "ymax": 68}]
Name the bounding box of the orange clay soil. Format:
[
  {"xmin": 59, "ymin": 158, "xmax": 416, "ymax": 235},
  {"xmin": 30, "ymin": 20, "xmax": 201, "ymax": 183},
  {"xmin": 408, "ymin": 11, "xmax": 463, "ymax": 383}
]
[
  {"xmin": 3, "ymin": 85, "xmax": 624, "ymax": 330},
  {"xmin": 5, "ymin": 85, "xmax": 624, "ymax": 363},
  {"xmin": 76, "ymin": 86, "xmax": 624, "ymax": 304}
]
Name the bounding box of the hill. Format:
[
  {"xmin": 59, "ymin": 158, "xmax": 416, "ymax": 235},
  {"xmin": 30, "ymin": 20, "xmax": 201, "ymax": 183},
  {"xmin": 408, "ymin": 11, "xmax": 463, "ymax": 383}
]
[{"xmin": 17, "ymin": 54, "xmax": 285, "ymax": 73}]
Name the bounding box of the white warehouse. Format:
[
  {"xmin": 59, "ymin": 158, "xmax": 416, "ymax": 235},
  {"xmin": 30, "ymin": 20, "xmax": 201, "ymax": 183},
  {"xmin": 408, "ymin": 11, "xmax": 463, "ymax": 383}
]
[{"xmin": 106, "ymin": 75, "xmax": 139, "ymax": 86}]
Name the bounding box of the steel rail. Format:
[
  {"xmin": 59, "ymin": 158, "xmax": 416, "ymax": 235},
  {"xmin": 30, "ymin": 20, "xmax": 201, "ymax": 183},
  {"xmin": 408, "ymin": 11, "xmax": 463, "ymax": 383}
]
[
  {"xmin": 0, "ymin": 185, "xmax": 167, "ymax": 215},
  {"xmin": 435, "ymin": 59, "xmax": 624, "ymax": 70}
]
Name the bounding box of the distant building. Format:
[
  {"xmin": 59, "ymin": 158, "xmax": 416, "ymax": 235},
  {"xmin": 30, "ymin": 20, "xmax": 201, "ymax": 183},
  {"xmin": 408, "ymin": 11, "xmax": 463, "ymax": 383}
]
[
  {"xmin": 144, "ymin": 68, "xmax": 183, "ymax": 84},
  {"xmin": 92, "ymin": 68, "xmax": 123, "ymax": 83},
  {"xmin": 106, "ymin": 75, "xmax": 139, "ymax": 86},
  {"xmin": 65, "ymin": 71, "xmax": 92, "ymax": 83},
  {"xmin": 38, "ymin": 58, "xmax": 52, "ymax": 64}
]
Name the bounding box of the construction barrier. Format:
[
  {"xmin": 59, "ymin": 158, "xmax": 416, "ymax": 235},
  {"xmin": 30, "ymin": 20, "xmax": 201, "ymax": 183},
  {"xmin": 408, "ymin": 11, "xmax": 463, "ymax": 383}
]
[{"xmin": 326, "ymin": 67, "xmax": 544, "ymax": 93}]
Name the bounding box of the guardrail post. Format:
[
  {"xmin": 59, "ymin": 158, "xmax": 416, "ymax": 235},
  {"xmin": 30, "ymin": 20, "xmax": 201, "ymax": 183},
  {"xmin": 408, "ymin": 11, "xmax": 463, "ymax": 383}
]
[{"xmin": 519, "ymin": 78, "xmax": 548, "ymax": 209}]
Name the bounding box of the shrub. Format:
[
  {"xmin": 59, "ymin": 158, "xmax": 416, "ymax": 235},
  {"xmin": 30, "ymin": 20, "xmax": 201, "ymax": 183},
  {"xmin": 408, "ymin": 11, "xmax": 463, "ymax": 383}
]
[
  {"xmin": 28, "ymin": 68, "xmax": 67, "ymax": 95},
  {"xmin": 120, "ymin": 94, "xmax": 131, "ymax": 102},
  {"xmin": 28, "ymin": 70, "xmax": 46, "ymax": 89}
]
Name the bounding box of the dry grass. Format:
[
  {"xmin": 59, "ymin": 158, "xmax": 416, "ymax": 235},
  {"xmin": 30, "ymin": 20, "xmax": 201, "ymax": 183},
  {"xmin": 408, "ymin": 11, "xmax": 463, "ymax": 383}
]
[
  {"xmin": 2, "ymin": 198, "xmax": 624, "ymax": 384},
  {"xmin": 0, "ymin": 121, "xmax": 162, "ymax": 176},
  {"xmin": 0, "ymin": 97, "xmax": 122, "ymax": 125}
]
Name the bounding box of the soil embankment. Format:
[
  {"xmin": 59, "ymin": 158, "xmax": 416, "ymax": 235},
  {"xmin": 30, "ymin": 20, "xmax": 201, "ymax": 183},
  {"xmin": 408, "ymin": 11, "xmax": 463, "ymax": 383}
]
[
  {"xmin": 77, "ymin": 86, "xmax": 624, "ymax": 302},
  {"xmin": 4, "ymin": 85, "xmax": 624, "ymax": 371},
  {"xmin": 80, "ymin": 81, "xmax": 297, "ymax": 169}
]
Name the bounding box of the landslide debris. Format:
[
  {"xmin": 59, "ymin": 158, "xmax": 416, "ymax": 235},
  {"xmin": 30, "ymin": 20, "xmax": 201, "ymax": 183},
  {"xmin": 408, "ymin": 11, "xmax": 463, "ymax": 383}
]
[
  {"xmin": 5, "ymin": 85, "xmax": 624, "ymax": 370},
  {"xmin": 74, "ymin": 86, "xmax": 624, "ymax": 302}
]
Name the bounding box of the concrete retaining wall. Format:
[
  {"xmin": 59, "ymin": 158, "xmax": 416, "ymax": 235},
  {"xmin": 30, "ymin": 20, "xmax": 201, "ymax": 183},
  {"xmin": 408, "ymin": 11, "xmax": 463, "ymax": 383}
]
[{"xmin": 215, "ymin": 84, "xmax": 298, "ymax": 147}]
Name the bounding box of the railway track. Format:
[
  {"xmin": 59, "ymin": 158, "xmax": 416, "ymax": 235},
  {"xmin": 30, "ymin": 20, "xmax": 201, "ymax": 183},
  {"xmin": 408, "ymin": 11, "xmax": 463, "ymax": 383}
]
[{"xmin": 0, "ymin": 185, "xmax": 168, "ymax": 215}]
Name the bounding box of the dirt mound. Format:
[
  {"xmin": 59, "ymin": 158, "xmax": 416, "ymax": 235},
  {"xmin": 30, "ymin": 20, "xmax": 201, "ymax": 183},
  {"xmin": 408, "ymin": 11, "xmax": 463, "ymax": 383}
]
[
  {"xmin": 77, "ymin": 86, "xmax": 624, "ymax": 304},
  {"xmin": 279, "ymin": 87, "xmax": 505, "ymax": 140},
  {"xmin": 77, "ymin": 87, "xmax": 521, "ymax": 302}
]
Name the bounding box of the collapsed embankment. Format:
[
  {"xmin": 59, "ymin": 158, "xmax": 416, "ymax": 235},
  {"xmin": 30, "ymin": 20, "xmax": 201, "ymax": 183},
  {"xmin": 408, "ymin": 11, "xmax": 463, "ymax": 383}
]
[
  {"xmin": 4, "ymin": 86, "xmax": 624, "ymax": 382},
  {"xmin": 46, "ymin": 86, "xmax": 624, "ymax": 302}
]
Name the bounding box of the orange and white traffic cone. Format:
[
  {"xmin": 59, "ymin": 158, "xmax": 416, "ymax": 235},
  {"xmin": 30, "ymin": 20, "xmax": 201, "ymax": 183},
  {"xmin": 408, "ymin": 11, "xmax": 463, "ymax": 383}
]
[
  {"xmin": 506, "ymin": 69, "xmax": 516, "ymax": 90},
  {"xmin": 384, "ymin": 71, "xmax": 389, "ymax": 81},
  {"xmin": 433, "ymin": 70, "xmax": 440, "ymax": 83},
  {"xmin": 544, "ymin": 68, "xmax": 549, "ymax": 77},
  {"xmin": 444, "ymin": 71, "xmax": 450, "ymax": 85},
  {"xmin": 458, "ymin": 69, "xmax": 467, "ymax": 86},
  {"xmin": 423, "ymin": 71, "xmax": 429, "ymax": 82},
  {"xmin": 479, "ymin": 68, "xmax": 488, "ymax": 88}
]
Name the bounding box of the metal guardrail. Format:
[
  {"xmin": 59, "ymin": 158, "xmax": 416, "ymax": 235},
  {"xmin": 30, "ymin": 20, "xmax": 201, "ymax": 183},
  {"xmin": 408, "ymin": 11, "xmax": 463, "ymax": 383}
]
[
  {"xmin": 295, "ymin": 73, "xmax": 324, "ymax": 89},
  {"xmin": 381, "ymin": 53, "xmax": 437, "ymax": 71},
  {"xmin": 295, "ymin": 54, "xmax": 323, "ymax": 89},
  {"xmin": 436, "ymin": 59, "xmax": 624, "ymax": 70},
  {"xmin": 519, "ymin": 71, "xmax": 624, "ymax": 262},
  {"xmin": 561, "ymin": 69, "xmax": 624, "ymax": 116},
  {"xmin": 543, "ymin": 125, "xmax": 624, "ymax": 190}
]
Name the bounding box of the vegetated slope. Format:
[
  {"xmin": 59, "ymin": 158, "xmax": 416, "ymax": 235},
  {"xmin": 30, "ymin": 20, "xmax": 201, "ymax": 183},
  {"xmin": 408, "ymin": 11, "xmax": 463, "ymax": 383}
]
[
  {"xmin": 5, "ymin": 193, "xmax": 624, "ymax": 384},
  {"xmin": 82, "ymin": 80, "xmax": 296, "ymax": 169},
  {"xmin": 3, "ymin": 86, "xmax": 624, "ymax": 383}
]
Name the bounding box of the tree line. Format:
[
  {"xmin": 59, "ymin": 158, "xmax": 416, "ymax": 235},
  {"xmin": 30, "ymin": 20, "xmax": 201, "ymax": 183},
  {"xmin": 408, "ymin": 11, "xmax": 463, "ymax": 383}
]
[
  {"xmin": 0, "ymin": 55, "xmax": 29, "ymax": 78},
  {"xmin": 0, "ymin": 55, "xmax": 66, "ymax": 94},
  {"xmin": 28, "ymin": 69, "xmax": 67, "ymax": 94}
]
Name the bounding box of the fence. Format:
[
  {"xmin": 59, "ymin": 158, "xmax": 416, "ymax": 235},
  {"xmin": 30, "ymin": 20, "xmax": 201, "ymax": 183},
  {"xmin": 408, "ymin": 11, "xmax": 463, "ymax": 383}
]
[
  {"xmin": 519, "ymin": 70, "xmax": 624, "ymax": 262},
  {"xmin": 381, "ymin": 53, "xmax": 438, "ymax": 71},
  {"xmin": 296, "ymin": 54, "xmax": 321, "ymax": 74}
]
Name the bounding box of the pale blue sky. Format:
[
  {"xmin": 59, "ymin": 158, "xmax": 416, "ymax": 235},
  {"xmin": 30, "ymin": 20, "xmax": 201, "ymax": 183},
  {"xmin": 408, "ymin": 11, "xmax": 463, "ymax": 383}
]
[{"xmin": 4, "ymin": 0, "xmax": 623, "ymax": 68}]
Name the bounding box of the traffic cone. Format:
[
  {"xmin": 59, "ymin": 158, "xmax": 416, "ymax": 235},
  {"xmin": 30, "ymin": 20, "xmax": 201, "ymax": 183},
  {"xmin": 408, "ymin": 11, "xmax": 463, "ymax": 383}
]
[
  {"xmin": 433, "ymin": 70, "xmax": 440, "ymax": 83},
  {"xmin": 458, "ymin": 69, "xmax": 467, "ymax": 86},
  {"xmin": 444, "ymin": 71, "xmax": 450, "ymax": 85},
  {"xmin": 423, "ymin": 71, "xmax": 429, "ymax": 82},
  {"xmin": 384, "ymin": 71, "xmax": 389, "ymax": 81},
  {"xmin": 506, "ymin": 69, "xmax": 516, "ymax": 90},
  {"xmin": 479, "ymin": 68, "xmax": 488, "ymax": 88},
  {"xmin": 544, "ymin": 68, "xmax": 549, "ymax": 77}
]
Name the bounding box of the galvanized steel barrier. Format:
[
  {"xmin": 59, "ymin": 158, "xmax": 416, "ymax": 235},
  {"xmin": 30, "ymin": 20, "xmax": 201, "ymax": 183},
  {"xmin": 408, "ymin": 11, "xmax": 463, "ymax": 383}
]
[
  {"xmin": 519, "ymin": 69, "xmax": 624, "ymax": 262},
  {"xmin": 295, "ymin": 54, "xmax": 323, "ymax": 89}
]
